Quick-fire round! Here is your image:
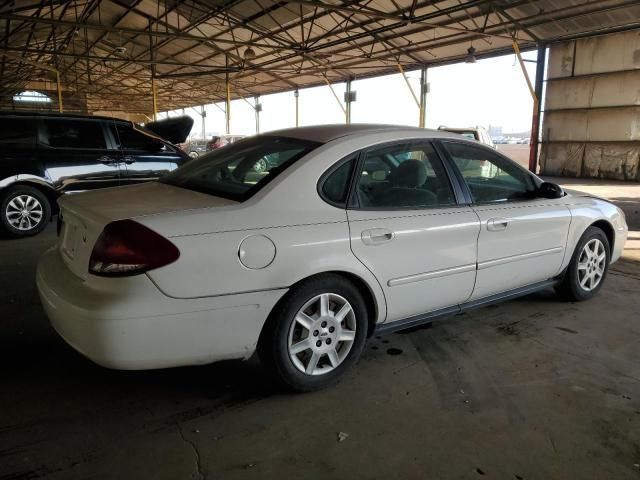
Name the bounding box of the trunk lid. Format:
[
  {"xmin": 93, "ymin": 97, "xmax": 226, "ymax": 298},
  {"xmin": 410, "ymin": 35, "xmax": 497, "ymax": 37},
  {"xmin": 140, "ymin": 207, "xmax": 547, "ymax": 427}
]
[
  {"xmin": 57, "ymin": 182, "xmax": 237, "ymax": 280},
  {"xmin": 143, "ymin": 116, "xmax": 194, "ymax": 144}
]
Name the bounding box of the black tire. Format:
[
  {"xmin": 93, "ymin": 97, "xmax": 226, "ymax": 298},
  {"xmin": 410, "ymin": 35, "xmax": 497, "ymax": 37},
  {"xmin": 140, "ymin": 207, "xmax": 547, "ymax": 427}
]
[
  {"xmin": 556, "ymin": 226, "xmax": 610, "ymax": 301},
  {"xmin": 258, "ymin": 274, "xmax": 369, "ymax": 392},
  {"xmin": 0, "ymin": 185, "xmax": 51, "ymax": 237}
]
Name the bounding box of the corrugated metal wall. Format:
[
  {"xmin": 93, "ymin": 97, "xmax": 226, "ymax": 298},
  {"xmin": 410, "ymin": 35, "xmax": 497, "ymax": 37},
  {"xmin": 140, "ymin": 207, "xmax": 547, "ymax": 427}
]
[{"xmin": 539, "ymin": 30, "xmax": 640, "ymax": 181}]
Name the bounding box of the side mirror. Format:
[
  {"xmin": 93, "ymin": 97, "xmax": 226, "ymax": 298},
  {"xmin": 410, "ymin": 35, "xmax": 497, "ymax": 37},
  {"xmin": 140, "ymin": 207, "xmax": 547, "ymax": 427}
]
[{"xmin": 537, "ymin": 181, "xmax": 564, "ymax": 199}]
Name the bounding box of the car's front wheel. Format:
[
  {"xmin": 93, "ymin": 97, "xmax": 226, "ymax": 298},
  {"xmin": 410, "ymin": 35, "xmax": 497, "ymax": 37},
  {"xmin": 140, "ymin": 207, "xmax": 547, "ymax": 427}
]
[
  {"xmin": 1, "ymin": 185, "xmax": 51, "ymax": 237},
  {"xmin": 557, "ymin": 226, "xmax": 610, "ymax": 301},
  {"xmin": 259, "ymin": 274, "xmax": 369, "ymax": 392}
]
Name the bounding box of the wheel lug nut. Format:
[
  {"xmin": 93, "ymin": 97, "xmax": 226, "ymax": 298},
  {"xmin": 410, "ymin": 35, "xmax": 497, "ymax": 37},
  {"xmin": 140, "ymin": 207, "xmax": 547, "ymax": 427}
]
[
  {"xmin": 316, "ymin": 340, "xmax": 322, "ymax": 347},
  {"xmin": 313, "ymin": 330, "xmax": 319, "ymax": 336},
  {"xmin": 326, "ymin": 338, "xmax": 332, "ymax": 345},
  {"xmin": 329, "ymin": 326, "xmax": 335, "ymax": 333},
  {"xmin": 321, "ymin": 321, "xmax": 327, "ymax": 328}
]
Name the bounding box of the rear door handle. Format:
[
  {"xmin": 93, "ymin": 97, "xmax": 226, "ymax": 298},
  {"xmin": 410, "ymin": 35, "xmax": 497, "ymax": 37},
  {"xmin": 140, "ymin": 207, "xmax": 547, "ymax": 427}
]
[
  {"xmin": 361, "ymin": 228, "xmax": 394, "ymax": 245},
  {"xmin": 98, "ymin": 155, "xmax": 117, "ymax": 165},
  {"xmin": 487, "ymin": 218, "xmax": 509, "ymax": 231},
  {"xmin": 123, "ymin": 156, "xmax": 136, "ymax": 164}
]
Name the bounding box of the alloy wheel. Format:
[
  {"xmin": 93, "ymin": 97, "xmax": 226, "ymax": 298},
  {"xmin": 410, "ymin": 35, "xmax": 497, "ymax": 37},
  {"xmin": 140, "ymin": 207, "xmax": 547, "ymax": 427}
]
[
  {"xmin": 287, "ymin": 293, "xmax": 357, "ymax": 376},
  {"xmin": 5, "ymin": 194, "xmax": 44, "ymax": 231},
  {"xmin": 253, "ymin": 159, "xmax": 268, "ymax": 173},
  {"xmin": 577, "ymin": 238, "xmax": 606, "ymax": 292}
]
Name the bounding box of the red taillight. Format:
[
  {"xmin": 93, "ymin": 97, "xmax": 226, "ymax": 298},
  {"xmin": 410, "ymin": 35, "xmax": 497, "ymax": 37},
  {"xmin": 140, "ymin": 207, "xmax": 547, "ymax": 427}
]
[{"xmin": 89, "ymin": 220, "xmax": 180, "ymax": 277}]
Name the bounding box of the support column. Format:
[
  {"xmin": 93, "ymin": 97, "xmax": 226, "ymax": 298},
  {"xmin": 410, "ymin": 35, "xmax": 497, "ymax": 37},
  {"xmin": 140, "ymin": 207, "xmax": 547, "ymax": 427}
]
[
  {"xmin": 294, "ymin": 89, "xmax": 299, "ymax": 127},
  {"xmin": 201, "ymin": 105, "xmax": 206, "ymax": 140},
  {"xmin": 345, "ymin": 79, "xmax": 352, "ymax": 124},
  {"xmin": 529, "ymin": 44, "xmax": 546, "ymax": 173},
  {"xmin": 398, "ymin": 63, "xmax": 420, "ymax": 126},
  {"xmin": 225, "ymin": 57, "xmax": 231, "ymax": 135},
  {"xmin": 419, "ymin": 67, "xmax": 428, "ymax": 128},
  {"xmin": 254, "ymin": 95, "xmax": 261, "ymax": 134},
  {"xmin": 151, "ymin": 74, "xmax": 158, "ymax": 120},
  {"xmin": 149, "ymin": 20, "xmax": 157, "ymax": 120},
  {"xmin": 323, "ymin": 76, "xmax": 346, "ymax": 120},
  {"xmin": 56, "ymin": 71, "xmax": 63, "ymax": 113}
]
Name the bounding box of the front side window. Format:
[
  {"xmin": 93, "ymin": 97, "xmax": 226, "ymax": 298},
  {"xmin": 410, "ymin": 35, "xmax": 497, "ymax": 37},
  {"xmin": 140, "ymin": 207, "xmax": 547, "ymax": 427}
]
[
  {"xmin": 443, "ymin": 142, "xmax": 536, "ymax": 203},
  {"xmin": 161, "ymin": 136, "xmax": 321, "ymax": 201},
  {"xmin": 355, "ymin": 142, "xmax": 455, "ymax": 209},
  {"xmin": 0, "ymin": 118, "xmax": 35, "ymax": 149},
  {"xmin": 41, "ymin": 119, "xmax": 106, "ymax": 149}
]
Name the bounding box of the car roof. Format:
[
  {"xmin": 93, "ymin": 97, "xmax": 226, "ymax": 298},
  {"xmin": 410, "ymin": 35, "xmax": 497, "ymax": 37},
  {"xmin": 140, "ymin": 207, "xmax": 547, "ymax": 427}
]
[
  {"xmin": 264, "ymin": 124, "xmax": 464, "ymax": 143},
  {"xmin": 0, "ymin": 110, "xmax": 132, "ymax": 124},
  {"xmin": 439, "ymin": 127, "xmax": 482, "ymax": 133}
]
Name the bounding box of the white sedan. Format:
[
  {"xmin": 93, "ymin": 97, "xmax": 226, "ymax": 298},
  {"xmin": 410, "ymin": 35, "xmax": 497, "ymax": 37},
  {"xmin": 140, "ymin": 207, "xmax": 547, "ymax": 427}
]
[{"xmin": 37, "ymin": 125, "xmax": 628, "ymax": 391}]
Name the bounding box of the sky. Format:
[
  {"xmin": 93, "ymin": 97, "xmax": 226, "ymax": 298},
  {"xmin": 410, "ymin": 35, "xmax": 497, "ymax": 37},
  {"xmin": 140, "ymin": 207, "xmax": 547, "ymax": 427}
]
[{"xmin": 161, "ymin": 50, "xmax": 538, "ymax": 139}]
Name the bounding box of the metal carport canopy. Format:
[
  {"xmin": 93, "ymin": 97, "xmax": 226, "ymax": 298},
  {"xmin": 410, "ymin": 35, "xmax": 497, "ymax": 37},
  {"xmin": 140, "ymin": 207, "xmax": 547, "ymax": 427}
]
[{"xmin": 1, "ymin": 0, "xmax": 640, "ymax": 114}]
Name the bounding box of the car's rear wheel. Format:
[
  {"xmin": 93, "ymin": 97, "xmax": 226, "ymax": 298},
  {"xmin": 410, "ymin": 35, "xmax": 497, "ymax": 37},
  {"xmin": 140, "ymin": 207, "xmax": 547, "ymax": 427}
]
[
  {"xmin": 557, "ymin": 226, "xmax": 610, "ymax": 301},
  {"xmin": 258, "ymin": 274, "xmax": 368, "ymax": 392},
  {"xmin": 1, "ymin": 185, "xmax": 51, "ymax": 237}
]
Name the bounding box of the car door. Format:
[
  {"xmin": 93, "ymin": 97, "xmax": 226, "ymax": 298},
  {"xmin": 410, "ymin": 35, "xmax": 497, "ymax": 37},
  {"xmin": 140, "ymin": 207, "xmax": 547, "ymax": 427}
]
[
  {"xmin": 346, "ymin": 140, "xmax": 480, "ymax": 323},
  {"xmin": 440, "ymin": 140, "xmax": 572, "ymax": 300},
  {"xmin": 39, "ymin": 117, "xmax": 122, "ymax": 193},
  {"xmin": 108, "ymin": 121, "xmax": 182, "ymax": 185}
]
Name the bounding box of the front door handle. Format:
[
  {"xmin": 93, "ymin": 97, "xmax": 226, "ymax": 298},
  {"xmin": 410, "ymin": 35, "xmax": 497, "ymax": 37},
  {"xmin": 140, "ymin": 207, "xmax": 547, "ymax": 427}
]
[
  {"xmin": 487, "ymin": 218, "xmax": 509, "ymax": 231},
  {"xmin": 98, "ymin": 155, "xmax": 117, "ymax": 165},
  {"xmin": 123, "ymin": 156, "xmax": 136, "ymax": 164},
  {"xmin": 361, "ymin": 228, "xmax": 394, "ymax": 245}
]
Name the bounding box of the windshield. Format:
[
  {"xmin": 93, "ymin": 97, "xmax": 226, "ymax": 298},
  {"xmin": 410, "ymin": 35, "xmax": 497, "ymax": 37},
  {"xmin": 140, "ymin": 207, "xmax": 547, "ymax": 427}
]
[{"xmin": 160, "ymin": 136, "xmax": 321, "ymax": 201}]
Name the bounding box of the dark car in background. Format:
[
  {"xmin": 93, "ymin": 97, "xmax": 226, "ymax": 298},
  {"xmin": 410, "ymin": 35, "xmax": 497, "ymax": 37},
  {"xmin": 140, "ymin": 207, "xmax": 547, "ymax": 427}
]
[{"xmin": 0, "ymin": 111, "xmax": 192, "ymax": 237}]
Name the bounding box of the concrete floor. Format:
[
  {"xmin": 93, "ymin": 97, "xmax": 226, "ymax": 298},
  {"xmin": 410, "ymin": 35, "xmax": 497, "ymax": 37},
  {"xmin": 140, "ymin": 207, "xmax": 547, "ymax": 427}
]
[{"xmin": 1, "ymin": 179, "xmax": 639, "ymax": 480}]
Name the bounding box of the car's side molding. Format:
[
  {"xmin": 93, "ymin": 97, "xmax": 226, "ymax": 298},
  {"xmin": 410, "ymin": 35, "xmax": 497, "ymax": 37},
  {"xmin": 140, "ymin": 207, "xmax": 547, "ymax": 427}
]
[
  {"xmin": 388, "ymin": 263, "xmax": 476, "ymax": 287},
  {"xmin": 477, "ymin": 246, "xmax": 564, "ymax": 270},
  {"xmin": 374, "ymin": 278, "xmax": 559, "ymax": 335}
]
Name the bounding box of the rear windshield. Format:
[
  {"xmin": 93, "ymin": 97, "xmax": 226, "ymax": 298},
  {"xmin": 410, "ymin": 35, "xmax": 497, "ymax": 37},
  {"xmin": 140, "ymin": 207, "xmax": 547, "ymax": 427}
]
[{"xmin": 160, "ymin": 136, "xmax": 321, "ymax": 201}]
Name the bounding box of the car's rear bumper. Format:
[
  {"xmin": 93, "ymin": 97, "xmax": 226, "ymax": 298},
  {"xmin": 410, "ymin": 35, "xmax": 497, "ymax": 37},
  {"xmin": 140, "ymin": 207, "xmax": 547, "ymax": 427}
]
[{"xmin": 36, "ymin": 247, "xmax": 286, "ymax": 370}]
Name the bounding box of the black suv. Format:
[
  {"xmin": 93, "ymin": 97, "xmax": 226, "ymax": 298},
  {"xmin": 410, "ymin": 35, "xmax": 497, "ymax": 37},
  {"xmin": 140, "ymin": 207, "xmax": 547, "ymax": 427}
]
[{"xmin": 0, "ymin": 111, "xmax": 192, "ymax": 237}]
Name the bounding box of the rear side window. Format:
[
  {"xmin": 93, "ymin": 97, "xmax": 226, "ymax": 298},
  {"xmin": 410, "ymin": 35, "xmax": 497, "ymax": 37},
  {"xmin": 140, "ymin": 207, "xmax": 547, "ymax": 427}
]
[
  {"xmin": 321, "ymin": 157, "xmax": 356, "ymax": 206},
  {"xmin": 0, "ymin": 118, "xmax": 36, "ymax": 149},
  {"xmin": 161, "ymin": 136, "xmax": 321, "ymax": 201},
  {"xmin": 111, "ymin": 124, "xmax": 163, "ymax": 151},
  {"xmin": 41, "ymin": 119, "xmax": 106, "ymax": 149},
  {"xmin": 354, "ymin": 142, "xmax": 455, "ymax": 209}
]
